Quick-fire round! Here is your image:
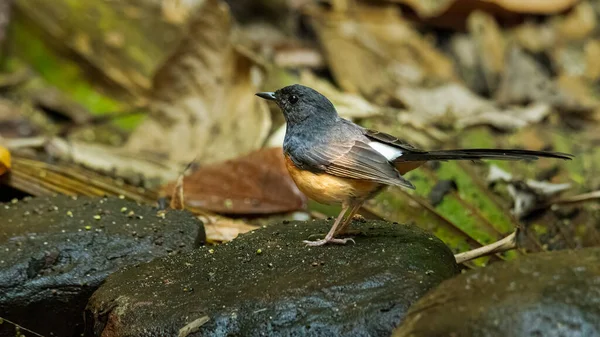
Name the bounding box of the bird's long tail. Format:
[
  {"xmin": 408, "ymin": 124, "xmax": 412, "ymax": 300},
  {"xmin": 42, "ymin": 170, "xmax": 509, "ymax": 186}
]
[{"xmin": 396, "ymin": 149, "xmax": 573, "ymax": 162}]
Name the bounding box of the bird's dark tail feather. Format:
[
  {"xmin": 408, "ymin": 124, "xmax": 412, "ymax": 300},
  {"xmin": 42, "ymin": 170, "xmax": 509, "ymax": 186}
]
[{"xmin": 397, "ymin": 149, "xmax": 574, "ymax": 162}]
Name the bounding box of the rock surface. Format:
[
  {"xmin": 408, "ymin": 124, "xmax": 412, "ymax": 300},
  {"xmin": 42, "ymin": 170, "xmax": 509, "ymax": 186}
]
[
  {"xmin": 87, "ymin": 219, "xmax": 459, "ymax": 337},
  {"xmin": 0, "ymin": 196, "xmax": 205, "ymax": 337},
  {"xmin": 394, "ymin": 247, "xmax": 600, "ymax": 337}
]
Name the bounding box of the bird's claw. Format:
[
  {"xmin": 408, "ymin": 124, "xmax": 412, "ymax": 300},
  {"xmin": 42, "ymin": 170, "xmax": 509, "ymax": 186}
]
[{"xmin": 303, "ymin": 237, "xmax": 355, "ymax": 246}]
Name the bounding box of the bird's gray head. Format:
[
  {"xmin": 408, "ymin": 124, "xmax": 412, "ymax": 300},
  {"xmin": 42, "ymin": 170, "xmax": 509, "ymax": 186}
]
[{"xmin": 256, "ymin": 84, "xmax": 338, "ymax": 126}]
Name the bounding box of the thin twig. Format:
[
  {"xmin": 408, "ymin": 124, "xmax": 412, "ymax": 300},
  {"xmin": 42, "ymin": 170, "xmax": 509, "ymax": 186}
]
[
  {"xmin": 547, "ymin": 190, "xmax": 600, "ymax": 206},
  {"xmin": 454, "ymin": 231, "xmax": 518, "ymax": 264},
  {"xmin": 0, "ymin": 317, "xmax": 45, "ymax": 337}
]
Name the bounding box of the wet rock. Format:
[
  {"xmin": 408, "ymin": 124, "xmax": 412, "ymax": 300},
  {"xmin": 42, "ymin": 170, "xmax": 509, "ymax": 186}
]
[
  {"xmin": 394, "ymin": 247, "xmax": 600, "ymax": 337},
  {"xmin": 87, "ymin": 219, "xmax": 458, "ymax": 337},
  {"xmin": 0, "ymin": 196, "xmax": 205, "ymax": 337}
]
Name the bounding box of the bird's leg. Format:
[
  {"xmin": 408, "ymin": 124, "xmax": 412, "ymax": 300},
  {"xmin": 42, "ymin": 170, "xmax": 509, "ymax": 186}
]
[
  {"xmin": 335, "ymin": 201, "xmax": 364, "ymax": 235},
  {"xmin": 303, "ymin": 204, "xmax": 355, "ymax": 246}
]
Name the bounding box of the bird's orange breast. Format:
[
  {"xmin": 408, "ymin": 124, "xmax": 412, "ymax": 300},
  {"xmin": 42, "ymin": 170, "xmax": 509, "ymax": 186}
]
[{"xmin": 284, "ymin": 155, "xmax": 382, "ymax": 205}]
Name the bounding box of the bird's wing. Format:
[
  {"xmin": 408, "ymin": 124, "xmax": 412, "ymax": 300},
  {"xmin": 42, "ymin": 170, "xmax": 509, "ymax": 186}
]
[{"xmin": 290, "ymin": 139, "xmax": 415, "ymax": 189}]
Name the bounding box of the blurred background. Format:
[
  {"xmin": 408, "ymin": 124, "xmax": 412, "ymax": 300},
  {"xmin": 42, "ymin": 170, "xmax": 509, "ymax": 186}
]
[{"xmin": 0, "ymin": 0, "xmax": 599, "ymax": 265}]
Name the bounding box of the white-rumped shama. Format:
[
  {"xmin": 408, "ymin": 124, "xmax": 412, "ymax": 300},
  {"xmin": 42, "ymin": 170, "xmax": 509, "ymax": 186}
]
[{"xmin": 256, "ymin": 84, "xmax": 573, "ymax": 246}]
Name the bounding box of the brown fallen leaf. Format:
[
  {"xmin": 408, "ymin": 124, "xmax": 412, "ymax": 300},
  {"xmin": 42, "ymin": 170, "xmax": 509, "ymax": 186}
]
[
  {"xmin": 126, "ymin": 0, "xmax": 271, "ymax": 165},
  {"xmin": 163, "ymin": 147, "xmax": 307, "ymax": 215},
  {"xmin": 307, "ymin": 2, "xmax": 455, "ymax": 104},
  {"xmin": 396, "ymin": 0, "xmax": 579, "ymax": 18},
  {"xmin": 0, "ymin": 144, "xmax": 10, "ymax": 176},
  {"xmin": 388, "ymin": 0, "xmax": 579, "ymax": 31},
  {"xmin": 394, "ymin": 0, "xmax": 578, "ymax": 28}
]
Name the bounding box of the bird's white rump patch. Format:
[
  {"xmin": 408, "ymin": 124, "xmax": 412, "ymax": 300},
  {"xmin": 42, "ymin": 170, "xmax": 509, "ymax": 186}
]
[{"xmin": 368, "ymin": 141, "xmax": 403, "ymax": 160}]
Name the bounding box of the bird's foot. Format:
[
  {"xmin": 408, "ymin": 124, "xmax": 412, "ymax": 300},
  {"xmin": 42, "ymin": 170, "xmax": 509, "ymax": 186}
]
[{"xmin": 303, "ymin": 237, "xmax": 355, "ymax": 246}]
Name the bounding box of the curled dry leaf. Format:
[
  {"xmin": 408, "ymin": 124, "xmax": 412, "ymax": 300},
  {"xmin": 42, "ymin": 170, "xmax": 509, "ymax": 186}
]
[
  {"xmin": 200, "ymin": 215, "xmax": 259, "ymax": 243},
  {"xmin": 0, "ymin": 145, "xmax": 10, "ymax": 176},
  {"xmin": 307, "ymin": 2, "xmax": 455, "ymax": 103},
  {"xmin": 162, "ymin": 147, "xmax": 307, "ymax": 215},
  {"xmin": 126, "ymin": 0, "xmax": 271, "ymax": 165},
  {"xmin": 396, "ymin": 83, "xmax": 550, "ymax": 130},
  {"xmin": 496, "ymin": 46, "xmax": 593, "ymax": 115}
]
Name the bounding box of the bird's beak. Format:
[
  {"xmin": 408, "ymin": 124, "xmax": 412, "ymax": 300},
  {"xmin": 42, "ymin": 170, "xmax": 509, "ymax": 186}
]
[{"xmin": 255, "ymin": 92, "xmax": 276, "ymax": 101}]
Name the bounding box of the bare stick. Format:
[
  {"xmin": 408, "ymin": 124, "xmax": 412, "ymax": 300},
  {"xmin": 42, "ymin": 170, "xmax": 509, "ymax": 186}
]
[
  {"xmin": 549, "ymin": 190, "xmax": 600, "ymax": 205},
  {"xmin": 0, "ymin": 316, "xmax": 45, "ymax": 337},
  {"xmin": 454, "ymin": 231, "xmax": 518, "ymax": 264}
]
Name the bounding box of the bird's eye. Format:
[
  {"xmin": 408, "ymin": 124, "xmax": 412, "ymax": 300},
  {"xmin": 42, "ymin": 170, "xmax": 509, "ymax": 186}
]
[{"xmin": 289, "ymin": 94, "xmax": 299, "ymax": 104}]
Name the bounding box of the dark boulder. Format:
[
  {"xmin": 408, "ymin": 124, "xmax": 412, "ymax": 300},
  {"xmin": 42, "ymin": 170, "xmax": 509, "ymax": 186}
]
[
  {"xmin": 87, "ymin": 219, "xmax": 458, "ymax": 337},
  {"xmin": 394, "ymin": 247, "xmax": 600, "ymax": 337},
  {"xmin": 0, "ymin": 196, "xmax": 205, "ymax": 337}
]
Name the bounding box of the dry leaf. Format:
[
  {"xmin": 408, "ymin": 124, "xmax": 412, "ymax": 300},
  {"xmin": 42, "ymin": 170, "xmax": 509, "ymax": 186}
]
[
  {"xmin": 466, "ymin": 10, "xmax": 505, "ymax": 94},
  {"xmin": 552, "ymin": 1, "xmax": 596, "ymax": 42},
  {"xmin": 584, "ymin": 40, "xmax": 600, "ymax": 81},
  {"xmin": 0, "ymin": 145, "xmax": 10, "ymax": 176},
  {"xmin": 126, "ymin": 0, "xmax": 271, "ymax": 165},
  {"xmin": 396, "ymin": 83, "xmax": 550, "ymax": 130},
  {"xmin": 201, "ymin": 215, "xmax": 259, "ymax": 243},
  {"xmin": 390, "ymin": 0, "xmax": 578, "ymax": 30},
  {"xmin": 163, "ymin": 147, "xmax": 307, "ymax": 215},
  {"xmin": 308, "ymin": 2, "xmax": 455, "ymax": 104},
  {"xmin": 273, "ymin": 45, "xmax": 325, "ymax": 69},
  {"xmin": 395, "ymin": 0, "xmax": 578, "ymax": 18},
  {"xmin": 496, "ymin": 46, "xmax": 593, "ymax": 115},
  {"xmin": 46, "ymin": 137, "xmax": 180, "ymax": 187},
  {"xmin": 457, "ymin": 103, "xmax": 551, "ymax": 129}
]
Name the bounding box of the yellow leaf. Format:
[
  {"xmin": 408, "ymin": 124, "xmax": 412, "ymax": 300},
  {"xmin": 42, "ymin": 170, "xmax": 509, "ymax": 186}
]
[{"xmin": 0, "ymin": 146, "xmax": 11, "ymax": 176}]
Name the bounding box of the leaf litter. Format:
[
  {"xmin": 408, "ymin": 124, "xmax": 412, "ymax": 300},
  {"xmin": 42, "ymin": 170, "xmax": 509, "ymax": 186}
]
[{"xmin": 1, "ymin": 0, "xmax": 599, "ymax": 262}]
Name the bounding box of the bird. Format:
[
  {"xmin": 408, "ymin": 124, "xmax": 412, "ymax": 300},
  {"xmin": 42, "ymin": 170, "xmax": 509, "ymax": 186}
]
[{"xmin": 256, "ymin": 84, "xmax": 573, "ymax": 246}]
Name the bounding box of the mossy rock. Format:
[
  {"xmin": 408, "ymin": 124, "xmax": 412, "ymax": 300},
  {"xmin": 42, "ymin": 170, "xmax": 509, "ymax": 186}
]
[
  {"xmin": 0, "ymin": 196, "xmax": 205, "ymax": 337},
  {"xmin": 394, "ymin": 247, "xmax": 600, "ymax": 337},
  {"xmin": 88, "ymin": 219, "xmax": 459, "ymax": 336}
]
